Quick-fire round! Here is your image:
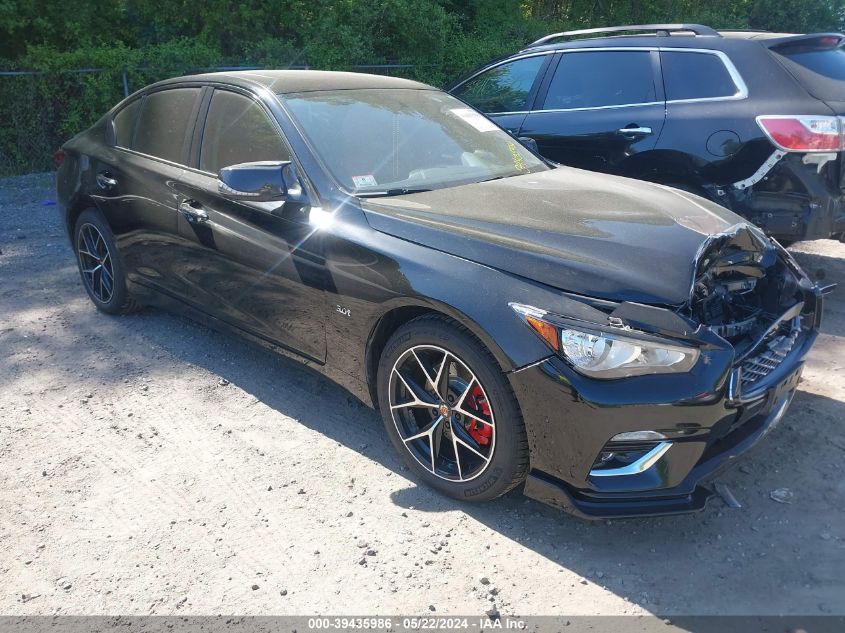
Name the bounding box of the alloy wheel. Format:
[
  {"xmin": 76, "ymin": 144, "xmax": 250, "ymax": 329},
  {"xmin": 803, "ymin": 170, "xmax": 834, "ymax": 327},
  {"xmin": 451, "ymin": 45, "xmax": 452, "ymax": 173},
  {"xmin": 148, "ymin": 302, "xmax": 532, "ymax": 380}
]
[
  {"xmin": 389, "ymin": 345, "xmax": 496, "ymax": 482},
  {"xmin": 76, "ymin": 223, "xmax": 114, "ymax": 304}
]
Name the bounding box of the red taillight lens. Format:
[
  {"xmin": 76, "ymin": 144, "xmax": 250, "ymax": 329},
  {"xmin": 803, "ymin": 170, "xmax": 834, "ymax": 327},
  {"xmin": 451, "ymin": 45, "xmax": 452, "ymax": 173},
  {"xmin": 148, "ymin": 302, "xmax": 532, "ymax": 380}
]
[
  {"xmin": 757, "ymin": 115, "xmax": 841, "ymax": 152},
  {"xmin": 53, "ymin": 148, "xmax": 66, "ymax": 169},
  {"xmin": 817, "ymin": 36, "xmax": 843, "ymax": 48}
]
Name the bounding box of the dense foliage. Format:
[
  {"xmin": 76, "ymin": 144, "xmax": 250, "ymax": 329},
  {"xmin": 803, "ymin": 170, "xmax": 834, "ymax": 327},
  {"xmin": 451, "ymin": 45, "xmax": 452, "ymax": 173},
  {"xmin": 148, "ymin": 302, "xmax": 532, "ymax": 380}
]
[{"xmin": 1, "ymin": 0, "xmax": 843, "ymax": 175}]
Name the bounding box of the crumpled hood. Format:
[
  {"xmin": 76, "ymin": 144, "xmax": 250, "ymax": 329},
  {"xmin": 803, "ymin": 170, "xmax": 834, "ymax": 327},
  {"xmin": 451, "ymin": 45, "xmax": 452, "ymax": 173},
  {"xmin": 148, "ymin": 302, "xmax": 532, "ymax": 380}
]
[{"xmin": 361, "ymin": 167, "xmax": 744, "ymax": 305}]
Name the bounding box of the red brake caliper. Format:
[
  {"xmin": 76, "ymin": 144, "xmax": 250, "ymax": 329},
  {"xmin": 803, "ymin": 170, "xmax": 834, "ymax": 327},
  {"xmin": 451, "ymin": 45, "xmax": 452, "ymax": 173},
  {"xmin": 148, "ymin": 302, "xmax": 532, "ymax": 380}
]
[{"xmin": 465, "ymin": 385, "xmax": 493, "ymax": 446}]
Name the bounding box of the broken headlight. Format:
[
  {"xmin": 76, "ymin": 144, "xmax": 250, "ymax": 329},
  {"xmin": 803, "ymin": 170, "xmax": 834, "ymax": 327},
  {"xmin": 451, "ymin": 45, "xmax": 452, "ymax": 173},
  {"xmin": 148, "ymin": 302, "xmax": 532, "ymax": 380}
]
[{"xmin": 511, "ymin": 303, "xmax": 699, "ymax": 379}]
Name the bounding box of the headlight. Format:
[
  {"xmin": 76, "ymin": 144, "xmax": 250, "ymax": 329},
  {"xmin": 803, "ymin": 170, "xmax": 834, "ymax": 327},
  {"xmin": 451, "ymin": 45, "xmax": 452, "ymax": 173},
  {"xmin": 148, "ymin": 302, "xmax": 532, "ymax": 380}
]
[
  {"xmin": 511, "ymin": 303, "xmax": 699, "ymax": 379},
  {"xmin": 558, "ymin": 327, "xmax": 697, "ymax": 378}
]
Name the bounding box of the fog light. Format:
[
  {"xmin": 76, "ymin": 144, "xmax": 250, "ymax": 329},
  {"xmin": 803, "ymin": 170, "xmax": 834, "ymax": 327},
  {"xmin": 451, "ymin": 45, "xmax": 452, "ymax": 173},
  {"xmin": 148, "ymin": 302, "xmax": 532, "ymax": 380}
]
[
  {"xmin": 589, "ymin": 441, "xmax": 672, "ymax": 477},
  {"xmin": 611, "ymin": 430, "xmax": 667, "ymax": 442}
]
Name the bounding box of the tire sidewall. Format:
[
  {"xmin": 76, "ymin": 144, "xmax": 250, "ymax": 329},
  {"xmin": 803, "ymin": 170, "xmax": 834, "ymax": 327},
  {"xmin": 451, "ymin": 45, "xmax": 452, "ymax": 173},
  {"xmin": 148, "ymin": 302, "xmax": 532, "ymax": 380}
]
[
  {"xmin": 73, "ymin": 208, "xmax": 129, "ymax": 313},
  {"xmin": 377, "ymin": 318, "xmax": 525, "ymax": 502}
]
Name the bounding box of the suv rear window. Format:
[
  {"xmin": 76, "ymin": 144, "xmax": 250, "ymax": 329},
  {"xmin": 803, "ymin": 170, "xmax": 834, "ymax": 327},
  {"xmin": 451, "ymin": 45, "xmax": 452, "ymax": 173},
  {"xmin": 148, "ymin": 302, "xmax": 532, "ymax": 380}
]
[
  {"xmin": 542, "ymin": 50, "xmax": 657, "ymax": 110},
  {"xmin": 661, "ymin": 51, "xmax": 739, "ymax": 101},
  {"xmin": 773, "ymin": 42, "xmax": 845, "ymax": 102}
]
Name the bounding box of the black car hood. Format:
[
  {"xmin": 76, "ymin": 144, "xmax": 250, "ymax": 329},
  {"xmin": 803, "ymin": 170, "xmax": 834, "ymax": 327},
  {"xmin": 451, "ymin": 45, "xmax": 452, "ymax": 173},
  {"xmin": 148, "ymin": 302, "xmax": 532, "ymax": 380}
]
[{"xmin": 360, "ymin": 168, "xmax": 743, "ymax": 305}]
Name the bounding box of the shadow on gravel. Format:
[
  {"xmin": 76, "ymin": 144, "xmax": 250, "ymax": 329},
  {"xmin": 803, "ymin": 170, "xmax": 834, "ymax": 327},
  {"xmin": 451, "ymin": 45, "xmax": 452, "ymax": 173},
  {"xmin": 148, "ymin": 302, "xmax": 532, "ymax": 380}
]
[
  {"xmin": 388, "ymin": 387, "xmax": 845, "ymax": 613},
  {"xmin": 3, "ymin": 201, "xmax": 842, "ymax": 615},
  {"xmin": 103, "ymin": 303, "xmax": 845, "ymax": 616}
]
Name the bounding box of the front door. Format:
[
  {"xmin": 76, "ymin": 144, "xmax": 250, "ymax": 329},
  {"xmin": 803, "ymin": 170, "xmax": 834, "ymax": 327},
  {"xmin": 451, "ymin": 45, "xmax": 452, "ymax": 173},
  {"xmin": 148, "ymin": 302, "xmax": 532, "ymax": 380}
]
[
  {"xmin": 519, "ymin": 49, "xmax": 666, "ymax": 175},
  {"xmin": 173, "ymin": 88, "xmax": 327, "ymax": 362}
]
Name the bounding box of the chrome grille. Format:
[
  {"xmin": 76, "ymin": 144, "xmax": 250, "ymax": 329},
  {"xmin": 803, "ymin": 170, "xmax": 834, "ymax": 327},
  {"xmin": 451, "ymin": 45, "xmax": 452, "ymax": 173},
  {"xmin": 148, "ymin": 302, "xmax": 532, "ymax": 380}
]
[{"xmin": 739, "ymin": 317, "xmax": 801, "ymax": 389}]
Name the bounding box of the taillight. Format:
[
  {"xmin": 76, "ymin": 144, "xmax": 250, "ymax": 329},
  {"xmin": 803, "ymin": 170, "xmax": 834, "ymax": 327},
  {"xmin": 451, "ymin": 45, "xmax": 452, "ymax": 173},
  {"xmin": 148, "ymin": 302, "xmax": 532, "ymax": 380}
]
[
  {"xmin": 53, "ymin": 148, "xmax": 66, "ymax": 169},
  {"xmin": 757, "ymin": 115, "xmax": 841, "ymax": 152}
]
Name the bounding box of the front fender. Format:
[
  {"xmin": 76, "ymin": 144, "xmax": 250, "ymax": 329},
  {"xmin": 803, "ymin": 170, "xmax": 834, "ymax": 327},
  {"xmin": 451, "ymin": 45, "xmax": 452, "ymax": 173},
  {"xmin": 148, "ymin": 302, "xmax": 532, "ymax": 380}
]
[{"xmin": 322, "ymin": 216, "xmax": 611, "ymax": 390}]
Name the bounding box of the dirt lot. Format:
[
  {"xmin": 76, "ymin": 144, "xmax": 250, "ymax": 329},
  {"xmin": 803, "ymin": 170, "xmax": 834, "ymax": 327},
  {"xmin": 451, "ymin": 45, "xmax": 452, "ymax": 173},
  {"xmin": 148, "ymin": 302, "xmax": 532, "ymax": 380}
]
[{"xmin": 1, "ymin": 172, "xmax": 844, "ymax": 617}]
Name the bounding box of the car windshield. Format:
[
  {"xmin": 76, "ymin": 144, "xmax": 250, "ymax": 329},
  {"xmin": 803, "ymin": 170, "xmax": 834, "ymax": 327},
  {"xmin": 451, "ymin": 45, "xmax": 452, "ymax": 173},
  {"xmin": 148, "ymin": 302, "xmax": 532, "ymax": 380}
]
[{"xmin": 283, "ymin": 88, "xmax": 548, "ymax": 195}]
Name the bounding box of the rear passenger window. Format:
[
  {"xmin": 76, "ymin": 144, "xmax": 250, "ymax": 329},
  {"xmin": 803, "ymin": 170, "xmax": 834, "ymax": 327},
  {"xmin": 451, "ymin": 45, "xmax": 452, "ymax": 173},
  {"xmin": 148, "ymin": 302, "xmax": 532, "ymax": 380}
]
[
  {"xmin": 452, "ymin": 55, "xmax": 547, "ymax": 113},
  {"xmin": 200, "ymin": 90, "xmax": 290, "ymax": 173},
  {"xmin": 661, "ymin": 51, "xmax": 739, "ymax": 101},
  {"xmin": 113, "ymin": 99, "xmax": 141, "ymax": 148},
  {"xmin": 543, "ymin": 51, "xmax": 657, "ymax": 110},
  {"xmin": 134, "ymin": 88, "xmax": 200, "ymax": 163}
]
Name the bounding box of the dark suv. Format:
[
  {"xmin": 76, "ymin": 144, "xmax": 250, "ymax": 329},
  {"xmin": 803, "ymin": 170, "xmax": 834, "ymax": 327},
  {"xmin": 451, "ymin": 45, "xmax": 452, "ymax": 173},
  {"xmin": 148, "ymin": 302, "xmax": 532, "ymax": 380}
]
[{"xmin": 450, "ymin": 24, "xmax": 845, "ymax": 243}]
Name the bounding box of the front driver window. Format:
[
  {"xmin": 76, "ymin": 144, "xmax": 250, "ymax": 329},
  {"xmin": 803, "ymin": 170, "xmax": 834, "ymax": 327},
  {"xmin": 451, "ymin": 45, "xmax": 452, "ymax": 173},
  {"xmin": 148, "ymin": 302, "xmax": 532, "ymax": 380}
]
[
  {"xmin": 200, "ymin": 90, "xmax": 291, "ymax": 174},
  {"xmin": 452, "ymin": 55, "xmax": 546, "ymax": 114}
]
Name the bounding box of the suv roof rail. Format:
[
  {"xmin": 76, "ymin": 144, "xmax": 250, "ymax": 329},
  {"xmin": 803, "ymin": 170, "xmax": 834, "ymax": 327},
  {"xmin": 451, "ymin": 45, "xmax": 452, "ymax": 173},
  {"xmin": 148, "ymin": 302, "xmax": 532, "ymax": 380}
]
[
  {"xmin": 717, "ymin": 28, "xmax": 772, "ymax": 33},
  {"xmin": 527, "ymin": 24, "xmax": 720, "ymax": 47}
]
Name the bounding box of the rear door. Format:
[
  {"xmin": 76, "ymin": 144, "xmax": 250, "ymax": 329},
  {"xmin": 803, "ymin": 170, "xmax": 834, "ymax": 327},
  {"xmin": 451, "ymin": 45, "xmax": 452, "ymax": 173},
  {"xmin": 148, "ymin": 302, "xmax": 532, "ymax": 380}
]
[
  {"xmin": 173, "ymin": 88, "xmax": 327, "ymax": 362},
  {"xmin": 518, "ymin": 49, "xmax": 666, "ymax": 174},
  {"xmin": 102, "ymin": 86, "xmax": 203, "ymax": 299},
  {"xmin": 451, "ymin": 53, "xmax": 554, "ymax": 134},
  {"xmin": 656, "ymin": 48, "xmax": 751, "ymax": 184}
]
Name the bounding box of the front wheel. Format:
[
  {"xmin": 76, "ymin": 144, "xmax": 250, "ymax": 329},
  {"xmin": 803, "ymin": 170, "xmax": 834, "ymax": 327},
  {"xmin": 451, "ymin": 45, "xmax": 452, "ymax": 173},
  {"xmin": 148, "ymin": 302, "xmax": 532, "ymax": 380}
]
[{"xmin": 376, "ymin": 315, "xmax": 529, "ymax": 502}]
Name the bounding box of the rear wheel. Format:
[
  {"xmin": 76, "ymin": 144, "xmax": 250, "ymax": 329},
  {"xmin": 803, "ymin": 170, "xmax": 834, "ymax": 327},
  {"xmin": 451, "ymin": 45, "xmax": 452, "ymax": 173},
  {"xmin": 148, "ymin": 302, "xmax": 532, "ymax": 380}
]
[
  {"xmin": 73, "ymin": 208, "xmax": 140, "ymax": 314},
  {"xmin": 377, "ymin": 315, "xmax": 528, "ymax": 502}
]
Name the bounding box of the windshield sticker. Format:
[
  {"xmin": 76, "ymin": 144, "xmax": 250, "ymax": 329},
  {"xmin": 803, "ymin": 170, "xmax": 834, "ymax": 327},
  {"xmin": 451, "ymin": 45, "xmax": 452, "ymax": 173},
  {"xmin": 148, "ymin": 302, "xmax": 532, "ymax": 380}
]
[
  {"xmin": 507, "ymin": 141, "xmax": 528, "ymax": 172},
  {"xmin": 450, "ymin": 107, "xmax": 498, "ymax": 132},
  {"xmin": 352, "ymin": 174, "xmax": 378, "ymax": 188}
]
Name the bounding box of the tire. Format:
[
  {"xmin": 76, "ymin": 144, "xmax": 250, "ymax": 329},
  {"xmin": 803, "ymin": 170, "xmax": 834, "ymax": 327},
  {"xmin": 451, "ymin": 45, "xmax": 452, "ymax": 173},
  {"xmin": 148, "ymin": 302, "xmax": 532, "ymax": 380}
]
[
  {"xmin": 376, "ymin": 315, "xmax": 529, "ymax": 502},
  {"xmin": 73, "ymin": 208, "xmax": 140, "ymax": 315}
]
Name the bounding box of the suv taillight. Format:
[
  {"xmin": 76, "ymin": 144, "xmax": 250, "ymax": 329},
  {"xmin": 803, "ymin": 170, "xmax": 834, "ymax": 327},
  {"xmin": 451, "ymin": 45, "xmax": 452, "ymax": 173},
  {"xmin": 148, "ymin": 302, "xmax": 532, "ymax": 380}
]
[
  {"xmin": 53, "ymin": 148, "xmax": 66, "ymax": 168},
  {"xmin": 757, "ymin": 115, "xmax": 842, "ymax": 152}
]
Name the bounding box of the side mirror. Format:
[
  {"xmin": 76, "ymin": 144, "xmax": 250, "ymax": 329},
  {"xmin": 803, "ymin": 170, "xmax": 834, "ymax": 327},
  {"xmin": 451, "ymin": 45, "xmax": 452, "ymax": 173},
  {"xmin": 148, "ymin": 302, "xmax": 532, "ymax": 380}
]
[
  {"xmin": 518, "ymin": 136, "xmax": 539, "ymax": 154},
  {"xmin": 217, "ymin": 161, "xmax": 306, "ymax": 203}
]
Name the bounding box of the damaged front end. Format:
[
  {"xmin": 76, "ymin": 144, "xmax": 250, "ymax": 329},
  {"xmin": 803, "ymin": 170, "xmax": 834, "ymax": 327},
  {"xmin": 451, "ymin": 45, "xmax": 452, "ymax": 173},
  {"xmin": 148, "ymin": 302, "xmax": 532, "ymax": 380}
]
[
  {"xmin": 516, "ymin": 226, "xmax": 831, "ymax": 518},
  {"xmin": 685, "ymin": 223, "xmax": 828, "ymax": 402}
]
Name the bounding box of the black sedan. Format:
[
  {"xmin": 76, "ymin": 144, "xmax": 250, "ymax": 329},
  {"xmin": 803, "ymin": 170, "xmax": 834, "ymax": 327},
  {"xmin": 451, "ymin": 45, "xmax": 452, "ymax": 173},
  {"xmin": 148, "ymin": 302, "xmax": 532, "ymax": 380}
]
[{"xmin": 56, "ymin": 71, "xmax": 826, "ymax": 518}]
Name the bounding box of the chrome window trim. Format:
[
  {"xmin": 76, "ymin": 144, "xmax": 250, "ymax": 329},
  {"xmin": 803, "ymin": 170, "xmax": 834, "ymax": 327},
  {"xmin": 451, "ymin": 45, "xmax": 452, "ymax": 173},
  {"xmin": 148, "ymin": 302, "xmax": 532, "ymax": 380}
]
[
  {"xmin": 519, "ymin": 101, "xmax": 664, "ymax": 115},
  {"xmin": 478, "ymin": 46, "xmax": 748, "ymax": 116},
  {"xmin": 113, "ymin": 145, "xmax": 187, "ymax": 169}
]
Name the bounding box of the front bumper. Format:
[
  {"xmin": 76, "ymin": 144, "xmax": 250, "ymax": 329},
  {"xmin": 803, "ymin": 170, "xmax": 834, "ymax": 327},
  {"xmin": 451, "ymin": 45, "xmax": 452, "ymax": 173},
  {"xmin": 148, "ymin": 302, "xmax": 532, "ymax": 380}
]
[{"xmin": 508, "ymin": 316, "xmax": 819, "ymax": 520}]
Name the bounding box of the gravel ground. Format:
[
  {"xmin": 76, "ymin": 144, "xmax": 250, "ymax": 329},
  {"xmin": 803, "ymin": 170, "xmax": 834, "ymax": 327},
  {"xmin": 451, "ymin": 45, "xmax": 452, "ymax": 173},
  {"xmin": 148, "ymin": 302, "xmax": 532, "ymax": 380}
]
[{"xmin": 1, "ymin": 172, "xmax": 844, "ymax": 617}]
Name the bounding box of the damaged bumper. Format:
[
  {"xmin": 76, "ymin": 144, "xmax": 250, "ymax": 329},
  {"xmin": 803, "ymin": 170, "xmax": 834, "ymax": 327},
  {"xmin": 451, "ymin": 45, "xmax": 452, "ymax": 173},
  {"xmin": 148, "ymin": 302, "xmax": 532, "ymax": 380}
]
[
  {"xmin": 509, "ymin": 226, "xmax": 828, "ymax": 519},
  {"xmin": 728, "ymin": 152, "xmax": 845, "ymax": 242},
  {"xmin": 513, "ymin": 327, "xmax": 814, "ymax": 519}
]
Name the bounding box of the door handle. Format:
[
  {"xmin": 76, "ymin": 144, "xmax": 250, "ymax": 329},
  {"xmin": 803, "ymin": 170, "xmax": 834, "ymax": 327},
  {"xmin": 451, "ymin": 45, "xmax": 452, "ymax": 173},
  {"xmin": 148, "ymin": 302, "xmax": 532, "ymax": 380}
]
[
  {"xmin": 179, "ymin": 200, "xmax": 209, "ymax": 223},
  {"xmin": 617, "ymin": 126, "xmax": 652, "ymax": 136},
  {"xmin": 96, "ymin": 172, "xmax": 117, "ymax": 190}
]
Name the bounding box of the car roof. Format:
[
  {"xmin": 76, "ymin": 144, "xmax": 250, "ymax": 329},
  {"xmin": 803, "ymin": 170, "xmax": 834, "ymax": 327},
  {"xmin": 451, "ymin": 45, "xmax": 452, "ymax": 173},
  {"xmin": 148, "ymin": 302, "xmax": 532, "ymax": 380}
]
[{"xmin": 149, "ymin": 69, "xmax": 433, "ymax": 94}]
